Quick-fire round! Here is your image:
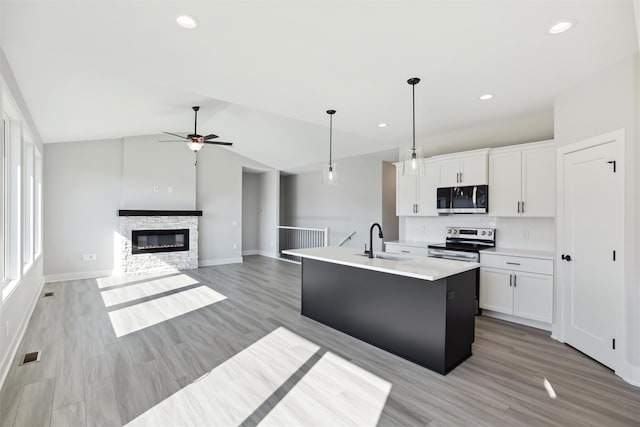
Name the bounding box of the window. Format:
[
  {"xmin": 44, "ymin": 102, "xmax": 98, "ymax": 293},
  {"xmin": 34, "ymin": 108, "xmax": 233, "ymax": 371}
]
[
  {"xmin": 1, "ymin": 115, "xmax": 7, "ymax": 284},
  {"xmin": 23, "ymin": 139, "xmax": 34, "ymax": 270},
  {"xmin": 34, "ymin": 148, "xmax": 42, "ymax": 257}
]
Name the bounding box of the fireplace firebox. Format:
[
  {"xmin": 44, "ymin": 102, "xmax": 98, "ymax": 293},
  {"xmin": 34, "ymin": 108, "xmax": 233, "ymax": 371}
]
[{"xmin": 131, "ymin": 229, "xmax": 190, "ymax": 254}]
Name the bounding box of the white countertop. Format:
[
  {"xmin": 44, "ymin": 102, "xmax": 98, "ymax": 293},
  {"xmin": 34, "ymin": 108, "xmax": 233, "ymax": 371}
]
[
  {"xmin": 283, "ymin": 246, "xmax": 479, "ymax": 281},
  {"xmin": 481, "ymin": 247, "xmax": 554, "ymax": 260}
]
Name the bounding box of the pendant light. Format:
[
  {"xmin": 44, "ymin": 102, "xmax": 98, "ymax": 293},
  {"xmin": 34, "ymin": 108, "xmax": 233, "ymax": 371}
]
[
  {"xmin": 323, "ymin": 109, "xmax": 339, "ymax": 185},
  {"xmin": 402, "ymin": 77, "xmax": 424, "ymax": 176}
]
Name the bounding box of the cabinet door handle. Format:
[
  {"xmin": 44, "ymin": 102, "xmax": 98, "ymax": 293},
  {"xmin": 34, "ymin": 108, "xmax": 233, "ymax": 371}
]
[
  {"xmin": 460, "ymin": 172, "xmax": 463, "ymax": 183},
  {"xmin": 506, "ymin": 262, "xmax": 521, "ymax": 266},
  {"xmin": 416, "ymin": 204, "xmax": 419, "ymax": 213},
  {"xmin": 521, "ymin": 201, "xmax": 525, "ymax": 213},
  {"xmin": 509, "ymin": 274, "xmax": 513, "ymax": 287},
  {"xmin": 513, "ymin": 275, "xmax": 517, "ymax": 287},
  {"xmin": 401, "ymin": 250, "xmax": 410, "ymax": 253},
  {"xmin": 517, "ymin": 201, "xmax": 521, "ymax": 213}
]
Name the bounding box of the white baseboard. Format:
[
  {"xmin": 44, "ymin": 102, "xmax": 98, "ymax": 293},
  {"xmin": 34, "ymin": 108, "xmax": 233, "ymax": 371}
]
[
  {"xmin": 620, "ymin": 363, "xmax": 640, "ymax": 388},
  {"xmin": 258, "ymin": 250, "xmax": 279, "ymax": 259},
  {"xmin": 242, "ymin": 250, "xmax": 259, "ymax": 256},
  {"xmin": 481, "ymin": 310, "xmax": 552, "ymax": 332},
  {"xmin": 199, "ymin": 257, "xmax": 243, "ymax": 267},
  {"xmin": 44, "ymin": 270, "xmax": 114, "ymax": 283},
  {"xmin": 0, "ymin": 278, "xmax": 45, "ymax": 390}
]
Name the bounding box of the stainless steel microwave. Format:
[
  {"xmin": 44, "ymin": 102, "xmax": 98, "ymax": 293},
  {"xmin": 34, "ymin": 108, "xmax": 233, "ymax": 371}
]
[{"xmin": 437, "ymin": 185, "xmax": 489, "ymax": 214}]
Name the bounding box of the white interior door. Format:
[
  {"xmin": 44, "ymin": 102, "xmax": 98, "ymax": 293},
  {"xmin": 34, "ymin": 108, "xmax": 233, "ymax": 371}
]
[{"xmin": 560, "ymin": 131, "xmax": 623, "ymax": 370}]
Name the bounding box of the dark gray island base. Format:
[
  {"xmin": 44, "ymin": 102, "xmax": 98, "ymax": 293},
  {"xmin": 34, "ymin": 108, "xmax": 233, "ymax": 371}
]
[{"xmin": 301, "ymin": 258, "xmax": 476, "ymax": 375}]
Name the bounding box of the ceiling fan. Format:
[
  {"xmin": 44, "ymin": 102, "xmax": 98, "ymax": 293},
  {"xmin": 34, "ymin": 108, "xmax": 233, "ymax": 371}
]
[{"xmin": 161, "ymin": 106, "xmax": 233, "ymax": 152}]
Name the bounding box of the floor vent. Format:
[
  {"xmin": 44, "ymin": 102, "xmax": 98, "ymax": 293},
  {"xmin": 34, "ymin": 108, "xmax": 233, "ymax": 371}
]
[
  {"xmin": 20, "ymin": 351, "xmax": 41, "ymax": 365},
  {"xmin": 43, "ymin": 292, "xmax": 54, "ymax": 297}
]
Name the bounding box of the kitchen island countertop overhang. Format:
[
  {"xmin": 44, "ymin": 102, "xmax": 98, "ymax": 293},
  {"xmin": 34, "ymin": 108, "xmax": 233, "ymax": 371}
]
[{"xmin": 282, "ymin": 246, "xmax": 480, "ymax": 281}]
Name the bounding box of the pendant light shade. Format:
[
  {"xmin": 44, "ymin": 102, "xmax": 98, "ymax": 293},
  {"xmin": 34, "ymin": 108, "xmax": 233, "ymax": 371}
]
[
  {"xmin": 402, "ymin": 77, "xmax": 424, "ymax": 176},
  {"xmin": 323, "ymin": 109, "xmax": 339, "ymax": 185}
]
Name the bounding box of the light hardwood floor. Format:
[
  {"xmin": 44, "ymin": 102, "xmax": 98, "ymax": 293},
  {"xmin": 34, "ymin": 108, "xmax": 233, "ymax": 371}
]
[{"xmin": 1, "ymin": 256, "xmax": 638, "ymax": 426}]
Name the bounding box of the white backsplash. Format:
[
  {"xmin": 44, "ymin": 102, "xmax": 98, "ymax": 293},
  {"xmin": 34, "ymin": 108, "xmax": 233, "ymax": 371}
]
[{"xmin": 400, "ymin": 215, "xmax": 555, "ymax": 252}]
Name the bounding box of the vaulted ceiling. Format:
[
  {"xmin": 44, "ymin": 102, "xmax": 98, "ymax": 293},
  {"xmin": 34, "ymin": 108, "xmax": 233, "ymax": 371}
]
[{"xmin": 1, "ymin": 0, "xmax": 637, "ymax": 171}]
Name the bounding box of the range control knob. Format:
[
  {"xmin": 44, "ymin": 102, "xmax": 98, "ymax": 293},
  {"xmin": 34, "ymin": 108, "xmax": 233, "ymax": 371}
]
[
  {"xmin": 448, "ymin": 229, "xmax": 452, "ymax": 234},
  {"xmin": 452, "ymin": 229, "xmax": 458, "ymax": 234},
  {"xmin": 481, "ymin": 230, "xmax": 486, "ymax": 236},
  {"xmin": 487, "ymin": 230, "xmax": 493, "ymax": 236}
]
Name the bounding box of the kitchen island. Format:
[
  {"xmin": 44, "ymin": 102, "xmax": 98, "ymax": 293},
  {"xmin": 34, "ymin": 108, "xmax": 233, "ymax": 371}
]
[{"xmin": 283, "ymin": 246, "xmax": 480, "ymax": 374}]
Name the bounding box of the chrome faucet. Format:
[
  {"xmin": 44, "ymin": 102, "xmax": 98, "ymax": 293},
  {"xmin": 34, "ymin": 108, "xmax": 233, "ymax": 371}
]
[{"xmin": 368, "ymin": 223, "xmax": 384, "ymax": 259}]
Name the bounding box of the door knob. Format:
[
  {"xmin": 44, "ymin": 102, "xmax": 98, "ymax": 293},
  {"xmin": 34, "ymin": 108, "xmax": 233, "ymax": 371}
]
[{"xmin": 561, "ymin": 254, "xmax": 572, "ymax": 261}]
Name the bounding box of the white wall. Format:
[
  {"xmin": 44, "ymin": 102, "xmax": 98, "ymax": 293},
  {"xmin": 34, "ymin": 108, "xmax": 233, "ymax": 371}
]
[
  {"xmin": 258, "ymin": 171, "xmax": 280, "ymax": 257},
  {"xmin": 281, "ymin": 153, "xmax": 397, "ymax": 253},
  {"xmin": 122, "ymin": 135, "xmax": 196, "ymax": 210},
  {"xmin": 43, "ymin": 139, "xmax": 123, "ymax": 279},
  {"xmin": 0, "ymin": 47, "xmax": 45, "ymax": 388},
  {"xmin": 554, "ymin": 53, "xmax": 640, "ymax": 384},
  {"xmin": 241, "ymin": 173, "xmax": 259, "ymax": 254},
  {"xmin": 401, "ymin": 216, "xmax": 554, "ymax": 252}
]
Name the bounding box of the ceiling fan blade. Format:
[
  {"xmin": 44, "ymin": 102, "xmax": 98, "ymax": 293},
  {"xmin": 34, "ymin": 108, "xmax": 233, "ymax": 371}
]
[
  {"xmin": 163, "ymin": 131, "xmax": 188, "ymax": 139},
  {"xmin": 203, "ymin": 134, "xmax": 219, "ymax": 140},
  {"xmin": 158, "ymin": 140, "xmax": 185, "ymax": 142},
  {"xmin": 204, "ymin": 141, "xmax": 233, "ymax": 146}
]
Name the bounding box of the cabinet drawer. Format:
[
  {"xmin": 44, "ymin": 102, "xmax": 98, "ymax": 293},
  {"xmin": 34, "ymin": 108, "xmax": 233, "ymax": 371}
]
[
  {"xmin": 480, "ymin": 253, "xmax": 553, "ymax": 275},
  {"xmin": 385, "ymin": 244, "xmax": 428, "ymax": 257}
]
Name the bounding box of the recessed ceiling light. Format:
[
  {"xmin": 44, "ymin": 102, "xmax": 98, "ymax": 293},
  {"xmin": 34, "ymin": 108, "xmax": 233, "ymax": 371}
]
[
  {"xmin": 548, "ymin": 20, "xmax": 576, "ymax": 35},
  {"xmin": 479, "ymin": 94, "xmax": 494, "ymax": 101},
  {"xmin": 176, "ymin": 15, "xmax": 198, "ymax": 29},
  {"xmin": 378, "ymin": 123, "xmax": 388, "ymax": 128}
]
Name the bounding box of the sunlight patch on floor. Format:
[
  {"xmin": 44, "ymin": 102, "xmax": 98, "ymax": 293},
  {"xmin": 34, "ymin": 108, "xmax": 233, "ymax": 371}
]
[
  {"xmin": 108, "ymin": 285, "xmax": 227, "ymax": 337},
  {"xmin": 258, "ymin": 351, "xmax": 391, "ymax": 427},
  {"xmin": 126, "ymin": 327, "xmax": 320, "ymax": 427},
  {"xmin": 100, "ymin": 274, "xmax": 199, "ymax": 307}
]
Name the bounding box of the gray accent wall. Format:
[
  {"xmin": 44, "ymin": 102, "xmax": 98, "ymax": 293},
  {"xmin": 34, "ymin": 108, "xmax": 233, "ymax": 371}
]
[
  {"xmin": 281, "ymin": 154, "xmax": 398, "ymax": 253},
  {"xmin": 43, "ymin": 139, "xmax": 275, "ymax": 274},
  {"xmin": 122, "ymin": 135, "xmax": 196, "ymax": 210},
  {"xmin": 241, "ymin": 173, "xmax": 259, "ymax": 254},
  {"xmin": 44, "ymin": 139, "xmax": 123, "ymax": 278}
]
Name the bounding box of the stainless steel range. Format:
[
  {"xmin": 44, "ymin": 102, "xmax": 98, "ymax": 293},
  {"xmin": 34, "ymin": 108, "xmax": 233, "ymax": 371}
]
[{"xmin": 428, "ymin": 227, "xmax": 496, "ymax": 314}]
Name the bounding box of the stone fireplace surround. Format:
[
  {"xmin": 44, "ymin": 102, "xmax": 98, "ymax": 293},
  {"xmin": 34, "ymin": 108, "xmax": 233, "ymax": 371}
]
[{"xmin": 117, "ymin": 210, "xmax": 202, "ymax": 275}]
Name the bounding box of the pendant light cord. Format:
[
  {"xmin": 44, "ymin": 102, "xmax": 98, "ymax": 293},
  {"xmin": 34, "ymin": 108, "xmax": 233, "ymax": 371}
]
[
  {"xmin": 326, "ymin": 109, "xmax": 336, "ymax": 168},
  {"xmin": 412, "ymin": 82, "xmax": 416, "ymax": 152}
]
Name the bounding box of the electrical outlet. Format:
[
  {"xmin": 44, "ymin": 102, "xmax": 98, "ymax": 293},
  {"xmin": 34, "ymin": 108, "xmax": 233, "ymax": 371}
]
[
  {"xmin": 5, "ymin": 321, "xmax": 9, "ymax": 338},
  {"xmin": 233, "ymin": 243, "xmax": 237, "ymax": 250},
  {"xmin": 83, "ymin": 254, "xmax": 97, "ymax": 261},
  {"xmin": 154, "ymin": 185, "xmax": 159, "ymax": 193},
  {"xmin": 232, "ymin": 220, "xmax": 237, "ymax": 226},
  {"xmin": 168, "ymin": 186, "xmax": 173, "ymax": 193}
]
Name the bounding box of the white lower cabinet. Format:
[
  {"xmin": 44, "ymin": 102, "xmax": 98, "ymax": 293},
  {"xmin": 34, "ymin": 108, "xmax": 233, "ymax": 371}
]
[{"xmin": 480, "ymin": 253, "xmax": 553, "ymax": 324}]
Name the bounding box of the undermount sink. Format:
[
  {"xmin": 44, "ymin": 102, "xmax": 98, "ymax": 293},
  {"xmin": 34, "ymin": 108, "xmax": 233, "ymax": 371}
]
[{"xmin": 355, "ymin": 252, "xmax": 415, "ymax": 262}]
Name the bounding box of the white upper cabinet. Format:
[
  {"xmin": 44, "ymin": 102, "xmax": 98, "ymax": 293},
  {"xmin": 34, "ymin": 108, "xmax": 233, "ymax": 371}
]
[
  {"xmin": 394, "ymin": 160, "xmax": 438, "ymax": 216},
  {"xmin": 435, "ymin": 150, "xmax": 489, "ymax": 187},
  {"xmin": 489, "ymin": 141, "xmax": 555, "ymax": 217},
  {"xmin": 396, "ymin": 165, "xmax": 418, "ymax": 216}
]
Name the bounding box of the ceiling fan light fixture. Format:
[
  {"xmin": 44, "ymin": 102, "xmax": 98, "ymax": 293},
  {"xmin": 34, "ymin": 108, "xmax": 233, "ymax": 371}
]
[
  {"xmin": 187, "ymin": 141, "xmax": 204, "ymax": 152},
  {"xmin": 176, "ymin": 15, "xmax": 198, "ymax": 29},
  {"xmin": 323, "ymin": 109, "xmax": 340, "ymax": 185},
  {"xmin": 402, "ymin": 77, "xmax": 424, "ymax": 176}
]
